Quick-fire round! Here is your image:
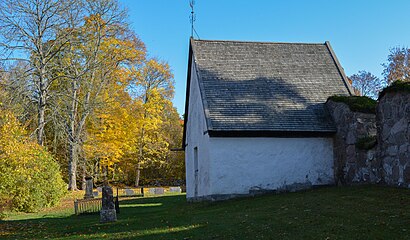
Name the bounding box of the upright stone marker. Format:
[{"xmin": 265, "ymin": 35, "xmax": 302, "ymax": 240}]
[
  {"xmin": 169, "ymin": 187, "xmax": 182, "ymax": 193},
  {"xmin": 100, "ymin": 183, "xmax": 117, "ymax": 222},
  {"xmin": 83, "ymin": 176, "xmax": 94, "ymax": 199},
  {"xmin": 149, "ymin": 187, "xmax": 164, "ymax": 195},
  {"xmin": 124, "ymin": 188, "xmax": 135, "ymax": 196}
]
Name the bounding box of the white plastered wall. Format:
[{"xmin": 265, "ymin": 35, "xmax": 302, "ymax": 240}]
[
  {"xmin": 185, "ymin": 56, "xmax": 211, "ymax": 199},
  {"xmin": 208, "ymin": 137, "xmax": 334, "ymax": 195}
]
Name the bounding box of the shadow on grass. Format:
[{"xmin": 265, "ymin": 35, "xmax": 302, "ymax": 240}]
[
  {"xmin": 1, "ymin": 186, "xmax": 410, "ymax": 240},
  {"xmin": 0, "ymin": 194, "xmax": 209, "ymax": 240}
]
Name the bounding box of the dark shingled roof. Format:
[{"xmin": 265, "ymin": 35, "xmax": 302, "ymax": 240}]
[{"xmin": 185, "ymin": 39, "xmax": 353, "ymax": 139}]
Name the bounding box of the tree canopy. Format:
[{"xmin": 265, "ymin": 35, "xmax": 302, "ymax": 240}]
[{"xmin": 0, "ymin": 0, "xmax": 184, "ymax": 213}]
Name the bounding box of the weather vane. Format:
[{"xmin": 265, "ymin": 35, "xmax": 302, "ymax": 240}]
[{"xmin": 189, "ymin": 0, "xmax": 199, "ymax": 39}]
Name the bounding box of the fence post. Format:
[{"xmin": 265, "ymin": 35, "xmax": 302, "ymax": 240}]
[
  {"xmin": 74, "ymin": 199, "xmax": 78, "ymax": 215},
  {"xmin": 115, "ymin": 196, "xmax": 120, "ymax": 214},
  {"xmin": 141, "ymin": 187, "xmax": 144, "ymax": 197}
]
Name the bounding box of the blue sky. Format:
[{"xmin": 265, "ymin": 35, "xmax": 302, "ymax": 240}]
[{"xmin": 120, "ymin": 0, "xmax": 410, "ymax": 115}]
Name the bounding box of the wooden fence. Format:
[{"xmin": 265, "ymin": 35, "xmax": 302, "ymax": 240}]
[
  {"xmin": 74, "ymin": 187, "xmax": 144, "ymax": 215},
  {"xmin": 74, "ymin": 198, "xmax": 102, "ymax": 215}
]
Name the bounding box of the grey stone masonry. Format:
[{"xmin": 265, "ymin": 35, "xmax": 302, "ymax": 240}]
[
  {"xmin": 327, "ymin": 91, "xmax": 410, "ymax": 188},
  {"xmin": 100, "ymin": 184, "xmax": 117, "ymax": 223},
  {"xmin": 83, "ymin": 177, "xmax": 94, "ymax": 199},
  {"xmin": 377, "ymin": 92, "xmax": 410, "ymax": 187},
  {"xmin": 326, "ymin": 100, "xmax": 379, "ymax": 184}
]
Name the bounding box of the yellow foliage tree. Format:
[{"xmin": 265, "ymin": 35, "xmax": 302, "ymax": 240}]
[
  {"xmin": 131, "ymin": 58, "xmax": 175, "ymax": 186},
  {"xmin": 53, "ymin": 11, "xmax": 145, "ymax": 190},
  {"xmin": 84, "ymin": 69, "xmax": 140, "ymax": 180}
]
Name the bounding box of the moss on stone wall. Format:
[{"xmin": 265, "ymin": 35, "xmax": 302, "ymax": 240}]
[
  {"xmin": 327, "ymin": 96, "xmax": 377, "ymax": 114},
  {"xmin": 355, "ymin": 135, "xmax": 377, "ymax": 150},
  {"xmin": 379, "ymin": 80, "xmax": 410, "ymax": 99}
]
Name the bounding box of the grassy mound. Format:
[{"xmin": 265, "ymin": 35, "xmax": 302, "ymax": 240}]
[{"xmin": 328, "ymin": 95, "xmax": 377, "ymax": 114}]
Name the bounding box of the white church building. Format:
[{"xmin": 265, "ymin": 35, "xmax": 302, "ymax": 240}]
[{"xmin": 183, "ymin": 38, "xmax": 353, "ymax": 201}]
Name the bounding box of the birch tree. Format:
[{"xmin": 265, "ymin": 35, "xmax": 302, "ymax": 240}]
[
  {"xmin": 0, "ymin": 0, "xmax": 80, "ymax": 145},
  {"xmin": 54, "ymin": 0, "xmax": 145, "ymax": 190}
]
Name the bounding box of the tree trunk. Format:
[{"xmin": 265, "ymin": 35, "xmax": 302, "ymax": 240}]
[
  {"xmin": 37, "ymin": 66, "xmax": 47, "ymax": 146},
  {"xmin": 68, "ymin": 78, "xmax": 79, "ymax": 190},
  {"xmin": 68, "ymin": 141, "xmax": 78, "ymax": 190},
  {"xmin": 135, "ymin": 163, "xmax": 140, "ymax": 187},
  {"xmin": 94, "ymin": 160, "xmax": 99, "ymax": 182},
  {"xmin": 37, "ymin": 102, "xmax": 45, "ymax": 146},
  {"xmin": 81, "ymin": 164, "xmax": 86, "ymax": 190}
]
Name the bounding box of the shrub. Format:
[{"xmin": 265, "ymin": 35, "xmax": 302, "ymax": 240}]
[
  {"xmin": 328, "ymin": 95, "xmax": 377, "ymax": 114},
  {"xmin": 378, "ymin": 80, "xmax": 410, "ymax": 99},
  {"xmin": 0, "ymin": 110, "xmax": 66, "ymax": 213}
]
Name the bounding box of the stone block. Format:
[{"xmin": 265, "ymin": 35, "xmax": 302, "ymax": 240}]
[
  {"xmin": 346, "ymin": 131, "xmax": 356, "ymax": 144},
  {"xmin": 381, "ymin": 127, "xmax": 390, "ymax": 141},
  {"xmin": 100, "ymin": 209, "xmax": 117, "ymax": 223},
  {"xmin": 100, "ymin": 184, "xmax": 116, "ymax": 223},
  {"xmin": 390, "ymin": 118, "xmax": 407, "ymax": 135},
  {"xmin": 155, "ymin": 188, "xmax": 165, "ymax": 194},
  {"xmin": 386, "ymin": 145, "xmax": 398, "ymax": 156},
  {"xmin": 83, "ymin": 177, "xmax": 94, "ymax": 199},
  {"xmin": 399, "ymin": 144, "xmax": 409, "ymax": 154},
  {"xmin": 346, "ymin": 145, "xmax": 356, "ymax": 162},
  {"xmin": 367, "ymin": 150, "xmax": 375, "ymax": 161},
  {"xmin": 169, "ymin": 187, "xmax": 182, "ymax": 193},
  {"xmin": 392, "ymin": 165, "xmax": 400, "ymax": 182},
  {"xmin": 389, "ymin": 132, "xmax": 407, "ymax": 145},
  {"xmin": 149, "ymin": 188, "xmax": 165, "ymax": 195},
  {"xmin": 124, "ymin": 189, "xmax": 135, "ymax": 196},
  {"xmin": 346, "ymin": 165, "xmax": 356, "ymax": 182},
  {"xmin": 404, "ymin": 167, "xmax": 410, "ymax": 183}
]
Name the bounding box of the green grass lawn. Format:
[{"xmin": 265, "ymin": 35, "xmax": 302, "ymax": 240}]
[{"xmin": 1, "ymin": 185, "xmax": 410, "ymax": 239}]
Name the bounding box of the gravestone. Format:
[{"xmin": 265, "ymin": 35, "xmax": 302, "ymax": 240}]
[
  {"xmin": 149, "ymin": 187, "xmax": 165, "ymax": 195},
  {"xmin": 124, "ymin": 189, "xmax": 135, "ymax": 196},
  {"xmin": 83, "ymin": 176, "xmax": 94, "ymax": 199},
  {"xmin": 100, "ymin": 184, "xmax": 117, "ymax": 222},
  {"xmin": 169, "ymin": 187, "xmax": 182, "ymax": 193},
  {"xmin": 93, "ymin": 191, "xmax": 99, "ymax": 197}
]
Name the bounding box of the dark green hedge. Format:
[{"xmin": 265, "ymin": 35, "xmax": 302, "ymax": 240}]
[
  {"xmin": 328, "ymin": 96, "xmax": 377, "ymax": 114},
  {"xmin": 379, "ymin": 80, "xmax": 410, "ymax": 99}
]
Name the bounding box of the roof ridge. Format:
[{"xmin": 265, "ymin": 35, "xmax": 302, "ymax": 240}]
[{"xmin": 191, "ymin": 38, "xmax": 326, "ymax": 45}]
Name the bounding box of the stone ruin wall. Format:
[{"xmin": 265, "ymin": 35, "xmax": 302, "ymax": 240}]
[
  {"xmin": 377, "ymin": 92, "xmax": 410, "ymax": 187},
  {"xmin": 327, "ymin": 91, "xmax": 410, "ymax": 187},
  {"xmin": 326, "ymin": 100, "xmax": 379, "ymax": 185}
]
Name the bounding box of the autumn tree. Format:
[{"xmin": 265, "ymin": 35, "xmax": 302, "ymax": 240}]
[
  {"xmin": 131, "ymin": 59, "xmax": 174, "ymax": 186},
  {"xmin": 383, "ymin": 47, "xmax": 410, "ymax": 84},
  {"xmin": 0, "ymin": 0, "xmax": 184, "ymax": 191},
  {"xmin": 141, "ymin": 103, "xmax": 185, "ymax": 182},
  {"xmin": 84, "ymin": 68, "xmax": 140, "ymax": 182},
  {"xmin": 349, "ymin": 71, "xmax": 385, "ymax": 99},
  {"xmin": 53, "ymin": 2, "xmax": 145, "ymax": 190},
  {"xmin": 0, "ymin": 0, "xmax": 81, "ymax": 145}
]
